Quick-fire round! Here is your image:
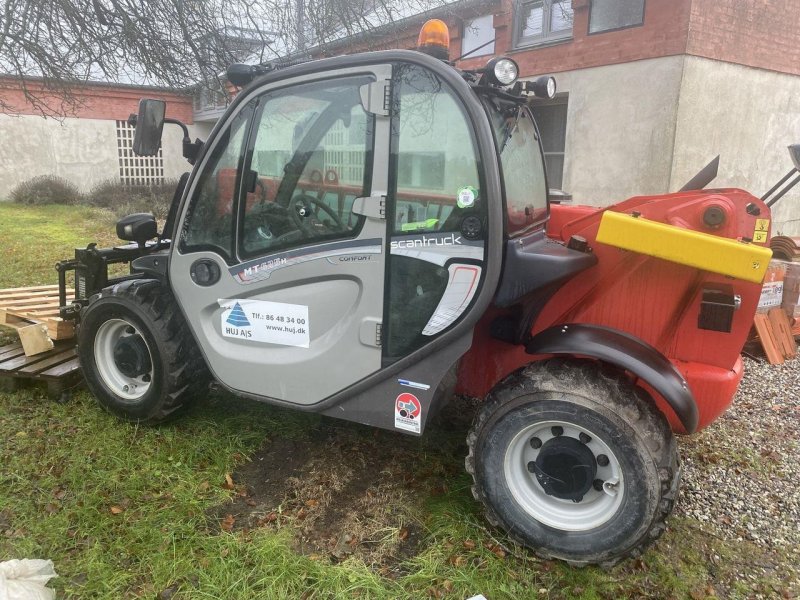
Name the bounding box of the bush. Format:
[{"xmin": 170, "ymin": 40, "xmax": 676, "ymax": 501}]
[
  {"xmin": 10, "ymin": 175, "xmax": 82, "ymax": 205},
  {"xmin": 83, "ymin": 179, "xmax": 178, "ymax": 220}
]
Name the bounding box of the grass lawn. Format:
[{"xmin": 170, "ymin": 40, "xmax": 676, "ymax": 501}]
[{"xmin": 0, "ymin": 203, "xmax": 792, "ymax": 599}]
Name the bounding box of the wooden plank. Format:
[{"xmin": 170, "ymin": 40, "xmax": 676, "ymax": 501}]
[
  {"xmin": 48, "ymin": 319, "xmax": 74, "ymax": 340},
  {"xmin": 0, "ymin": 289, "xmax": 73, "ymax": 301},
  {"xmin": 18, "ymin": 348, "xmax": 77, "ymax": 375},
  {"xmin": 0, "ymin": 298, "xmax": 63, "ymax": 309},
  {"xmin": 39, "ymin": 357, "xmax": 80, "ymax": 379},
  {"xmin": 768, "ymin": 308, "xmax": 797, "ymax": 358},
  {"xmin": 0, "ymin": 348, "xmax": 27, "ymax": 365},
  {"xmin": 0, "ymin": 285, "xmax": 60, "ymax": 295},
  {"xmin": 753, "ymin": 313, "xmax": 784, "ymax": 365},
  {"xmin": 0, "ymin": 342, "xmax": 24, "ymax": 360},
  {"xmin": 0, "ymin": 350, "xmax": 59, "ymax": 371},
  {"xmin": 0, "ymin": 311, "xmax": 36, "ymax": 329},
  {"xmin": 18, "ymin": 323, "xmax": 54, "ymax": 356}
]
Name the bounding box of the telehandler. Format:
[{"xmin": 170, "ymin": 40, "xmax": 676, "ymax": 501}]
[{"xmin": 55, "ymin": 20, "xmax": 799, "ymax": 565}]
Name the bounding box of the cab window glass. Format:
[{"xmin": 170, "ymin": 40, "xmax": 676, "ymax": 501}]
[
  {"xmin": 180, "ymin": 102, "xmax": 254, "ymax": 261},
  {"xmin": 392, "ymin": 65, "xmax": 484, "ymax": 234},
  {"xmin": 487, "ymin": 102, "xmax": 548, "ymax": 235},
  {"xmin": 385, "ymin": 63, "xmax": 485, "ymax": 360},
  {"xmin": 239, "ymin": 76, "xmax": 374, "ymax": 258}
]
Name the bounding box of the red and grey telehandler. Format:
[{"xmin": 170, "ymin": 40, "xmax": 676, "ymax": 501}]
[{"xmin": 55, "ymin": 20, "xmax": 799, "ymax": 565}]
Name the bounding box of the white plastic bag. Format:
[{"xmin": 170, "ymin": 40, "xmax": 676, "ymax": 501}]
[{"xmin": 0, "ymin": 560, "xmax": 57, "ymax": 600}]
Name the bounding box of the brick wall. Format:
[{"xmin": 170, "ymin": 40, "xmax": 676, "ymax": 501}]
[
  {"xmin": 457, "ymin": 0, "xmax": 693, "ymax": 76},
  {"xmin": 686, "ymin": 0, "xmax": 800, "ymax": 76},
  {"xmin": 0, "ymin": 79, "xmax": 194, "ymax": 123}
]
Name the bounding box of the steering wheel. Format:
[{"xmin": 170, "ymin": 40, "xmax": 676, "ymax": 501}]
[{"xmin": 289, "ymin": 193, "xmax": 346, "ymax": 235}]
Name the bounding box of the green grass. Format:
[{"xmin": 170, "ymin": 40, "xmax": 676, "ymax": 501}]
[{"xmin": 0, "ymin": 204, "xmax": 795, "ymax": 599}]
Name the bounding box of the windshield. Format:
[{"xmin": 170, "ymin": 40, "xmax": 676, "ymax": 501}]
[{"xmin": 485, "ymin": 98, "xmax": 549, "ymax": 236}]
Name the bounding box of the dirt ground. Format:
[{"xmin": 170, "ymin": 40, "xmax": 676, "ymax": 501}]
[{"xmin": 207, "ymin": 395, "xmax": 476, "ymax": 574}]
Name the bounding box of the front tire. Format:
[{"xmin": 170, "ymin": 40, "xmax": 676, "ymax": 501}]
[
  {"xmin": 466, "ymin": 360, "xmax": 679, "ymax": 567},
  {"xmin": 78, "ymin": 280, "xmax": 209, "ymax": 423}
]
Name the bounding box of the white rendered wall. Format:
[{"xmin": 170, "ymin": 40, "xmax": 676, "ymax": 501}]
[
  {"xmin": 0, "ymin": 114, "xmax": 212, "ymax": 199},
  {"xmin": 670, "ymin": 56, "xmax": 800, "ymax": 235}
]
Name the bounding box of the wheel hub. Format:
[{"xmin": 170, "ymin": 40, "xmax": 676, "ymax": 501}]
[
  {"xmin": 113, "ymin": 334, "xmax": 152, "ymax": 378},
  {"xmin": 531, "ymin": 436, "xmax": 597, "ymax": 502}
]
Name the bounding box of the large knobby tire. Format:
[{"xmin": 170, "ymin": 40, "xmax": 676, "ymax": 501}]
[
  {"xmin": 78, "ymin": 279, "xmax": 209, "ymax": 423},
  {"xmin": 466, "ymin": 360, "xmax": 679, "ymax": 567}
]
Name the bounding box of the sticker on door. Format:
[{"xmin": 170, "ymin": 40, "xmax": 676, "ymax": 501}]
[
  {"xmin": 394, "ymin": 392, "xmax": 422, "ymax": 434},
  {"xmin": 219, "ymin": 298, "xmax": 310, "ymax": 348}
]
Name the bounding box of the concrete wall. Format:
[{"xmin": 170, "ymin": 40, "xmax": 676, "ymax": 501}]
[
  {"xmin": 0, "ymin": 115, "xmax": 212, "ymax": 199},
  {"xmin": 670, "ymin": 56, "xmax": 800, "ymax": 234},
  {"xmin": 539, "ymin": 55, "xmax": 685, "ymax": 205}
]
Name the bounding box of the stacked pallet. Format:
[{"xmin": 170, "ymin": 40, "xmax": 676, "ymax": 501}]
[{"xmin": 0, "ymin": 286, "xmax": 74, "ymax": 356}]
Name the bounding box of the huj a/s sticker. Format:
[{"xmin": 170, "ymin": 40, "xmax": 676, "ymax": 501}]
[
  {"xmin": 219, "ymin": 298, "xmax": 310, "ymax": 348},
  {"xmin": 394, "ymin": 392, "xmax": 422, "ymax": 433}
]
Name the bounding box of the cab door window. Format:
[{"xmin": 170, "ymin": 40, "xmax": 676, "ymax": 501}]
[
  {"xmin": 239, "ymin": 76, "xmax": 374, "ymax": 258},
  {"xmin": 385, "ymin": 63, "xmax": 486, "ymax": 360},
  {"xmin": 180, "ymin": 102, "xmax": 254, "ymax": 262}
]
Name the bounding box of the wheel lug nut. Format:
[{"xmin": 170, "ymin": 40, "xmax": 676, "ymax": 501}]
[
  {"xmin": 526, "ymin": 461, "xmax": 537, "ymax": 473},
  {"xmin": 597, "ymin": 454, "xmax": 609, "ymax": 467},
  {"xmin": 593, "ymin": 479, "xmax": 604, "ymax": 491},
  {"xmin": 579, "ymin": 432, "xmax": 591, "ymax": 444},
  {"xmin": 551, "ymin": 426, "xmax": 563, "ymax": 437},
  {"xmin": 122, "ymin": 385, "xmax": 129, "ymax": 393},
  {"xmin": 529, "ymin": 437, "xmax": 542, "ymax": 449}
]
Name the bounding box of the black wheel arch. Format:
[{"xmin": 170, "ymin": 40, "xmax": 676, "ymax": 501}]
[{"xmin": 525, "ymin": 323, "xmax": 699, "ymax": 433}]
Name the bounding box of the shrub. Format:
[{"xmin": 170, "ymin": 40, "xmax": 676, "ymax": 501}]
[
  {"xmin": 10, "ymin": 175, "xmax": 82, "ymax": 205},
  {"xmin": 83, "ymin": 179, "xmax": 178, "ymax": 220}
]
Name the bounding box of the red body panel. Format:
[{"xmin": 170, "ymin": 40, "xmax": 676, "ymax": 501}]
[{"xmin": 456, "ymin": 189, "xmax": 771, "ymax": 433}]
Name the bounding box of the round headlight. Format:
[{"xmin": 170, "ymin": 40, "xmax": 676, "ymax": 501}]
[
  {"xmin": 493, "ymin": 58, "xmax": 519, "ymax": 85},
  {"xmin": 546, "ymin": 77, "xmax": 556, "ymax": 98}
]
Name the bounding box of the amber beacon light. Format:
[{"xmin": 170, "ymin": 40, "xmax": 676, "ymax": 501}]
[{"xmin": 417, "ymin": 19, "xmax": 450, "ymax": 60}]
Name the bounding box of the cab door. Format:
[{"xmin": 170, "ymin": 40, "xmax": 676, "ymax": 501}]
[{"xmin": 169, "ymin": 66, "xmax": 392, "ymax": 405}]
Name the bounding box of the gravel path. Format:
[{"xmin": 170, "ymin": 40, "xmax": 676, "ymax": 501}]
[{"xmin": 677, "ymin": 354, "xmax": 800, "ymax": 584}]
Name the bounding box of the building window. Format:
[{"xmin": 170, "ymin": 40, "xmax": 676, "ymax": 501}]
[
  {"xmin": 115, "ymin": 120, "xmax": 164, "ymax": 186},
  {"xmin": 514, "ymin": 0, "xmax": 573, "ymax": 48},
  {"xmin": 530, "ymin": 96, "xmax": 568, "ymax": 190},
  {"xmin": 461, "ymin": 14, "xmax": 495, "ymax": 57},
  {"xmin": 589, "ymin": 0, "xmax": 645, "ymax": 34}
]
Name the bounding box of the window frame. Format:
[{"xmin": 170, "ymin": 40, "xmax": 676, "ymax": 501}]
[
  {"xmin": 529, "ymin": 94, "xmax": 569, "ymax": 192},
  {"xmin": 588, "ymin": 0, "xmax": 646, "ymax": 35},
  {"xmin": 513, "ymin": 0, "xmax": 574, "ymax": 50}
]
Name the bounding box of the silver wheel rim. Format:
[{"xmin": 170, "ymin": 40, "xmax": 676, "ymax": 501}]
[
  {"xmin": 504, "ymin": 419, "xmax": 624, "ymax": 531},
  {"xmin": 94, "ymin": 318, "xmax": 153, "ymax": 401}
]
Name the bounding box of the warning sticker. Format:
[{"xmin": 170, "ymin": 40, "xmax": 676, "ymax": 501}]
[
  {"xmin": 753, "ymin": 218, "xmax": 770, "ymax": 243},
  {"xmin": 394, "ymin": 392, "xmax": 422, "ymax": 433},
  {"xmin": 219, "ymin": 298, "xmax": 310, "ymax": 348}
]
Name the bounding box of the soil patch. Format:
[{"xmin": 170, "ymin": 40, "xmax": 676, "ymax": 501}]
[{"xmin": 209, "ymin": 396, "xmax": 477, "ymax": 571}]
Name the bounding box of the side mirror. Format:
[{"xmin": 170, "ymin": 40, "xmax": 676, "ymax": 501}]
[
  {"xmin": 132, "ymin": 99, "xmax": 166, "ymax": 156},
  {"xmin": 117, "ymin": 213, "xmax": 157, "ymax": 247},
  {"xmin": 789, "ymin": 144, "xmax": 800, "ymax": 171}
]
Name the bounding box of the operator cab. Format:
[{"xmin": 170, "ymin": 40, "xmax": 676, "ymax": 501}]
[{"xmin": 125, "ymin": 20, "xmax": 567, "ymax": 433}]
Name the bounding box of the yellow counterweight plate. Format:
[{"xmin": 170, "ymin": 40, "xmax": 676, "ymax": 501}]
[{"xmin": 596, "ymin": 211, "xmax": 772, "ymax": 284}]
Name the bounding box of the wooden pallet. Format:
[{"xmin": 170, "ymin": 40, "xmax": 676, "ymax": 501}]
[
  {"xmin": 0, "ymin": 286, "xmax": 75, "ymax": 353},
  {"xmin": 0, "ymin": 340, "xmax": 81, "ymax": 401}
]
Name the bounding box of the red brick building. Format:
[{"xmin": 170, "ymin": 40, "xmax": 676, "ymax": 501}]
[
  {"xmin": 3, "ymin": 0, "xmax": 799, "ymax": 234},
  {"xmin": 447, "ymin": 0, "xmax": 800, "ymax": 232}
]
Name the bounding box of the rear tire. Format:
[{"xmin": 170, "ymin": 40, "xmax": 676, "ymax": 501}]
[
  {"xmin": 466, "ymin": 360, "xmax": 679, "ymax": 567},
  {"xmin": 78, "ymin": 279, "xmax": 209, "ymax": 423}
]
